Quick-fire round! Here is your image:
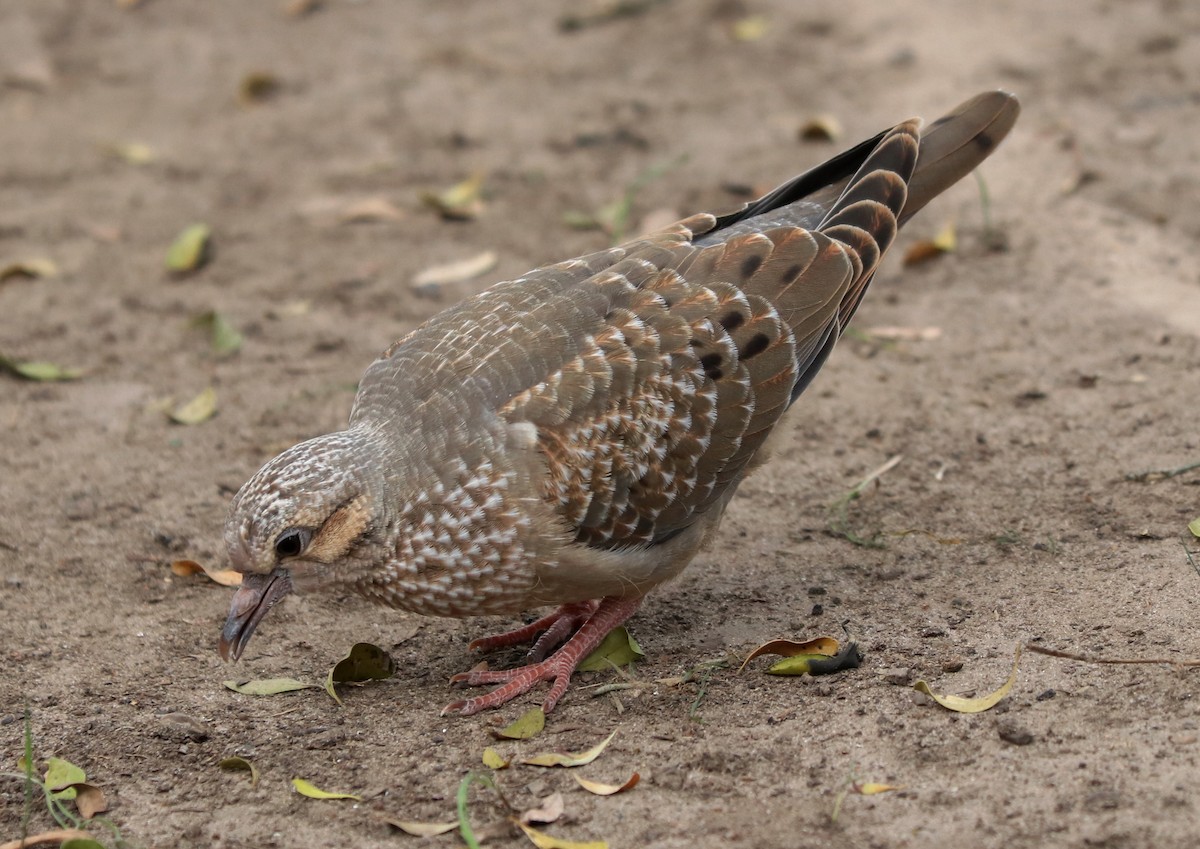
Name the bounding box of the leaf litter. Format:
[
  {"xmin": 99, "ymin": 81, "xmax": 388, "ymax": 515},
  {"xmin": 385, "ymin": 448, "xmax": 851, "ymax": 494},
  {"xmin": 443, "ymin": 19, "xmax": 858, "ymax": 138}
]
[
  {"xmin": 169, "ymin": 558, "xmax": 242, "ymax": 586},
  {"xmin": 521, "ymin": 730, "xmax": 617, "ymax": 768},
  {"xmin": 324, "ymin": 642, "xmax": 396, "ymax": 705},
  {"xmin": 218, "ymin": 756, "xmax": 259, "ymax": 786},
  {"xmin": 577, "ymin": 626, "xmax": 643, "ymax": 672},
  {"xmin": 291, "ymin": 777, "xmax": 361, "ymax": 801},
  {"xmin": 913, "ymin": 644, "xmax": 1022, "ymax": 713},
  {"xmin": 492, "ymin": 706, "xmax": 545, "ymax": 740}
]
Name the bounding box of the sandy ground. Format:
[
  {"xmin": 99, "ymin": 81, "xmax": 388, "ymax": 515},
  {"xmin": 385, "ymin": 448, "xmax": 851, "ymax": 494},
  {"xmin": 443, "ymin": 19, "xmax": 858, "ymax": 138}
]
[{"xmin": 2, "ymin": 1, "xmax": 1200, "ymax": 847}]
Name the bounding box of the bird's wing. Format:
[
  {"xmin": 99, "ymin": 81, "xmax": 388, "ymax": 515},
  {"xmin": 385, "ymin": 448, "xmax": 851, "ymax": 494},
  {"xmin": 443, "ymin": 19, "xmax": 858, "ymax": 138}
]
[{"xmin": 362, "ymin": 92, "xmax": 1018, "ymax": 550}]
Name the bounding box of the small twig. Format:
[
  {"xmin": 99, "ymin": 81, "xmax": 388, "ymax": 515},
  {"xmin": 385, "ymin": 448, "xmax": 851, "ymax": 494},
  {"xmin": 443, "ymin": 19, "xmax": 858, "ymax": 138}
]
[
  {"xmin": 0, "ymin": 829, "xmax": 94, "ymax": 849},
  {"xmin": 1025, "ymin": 643, "xmax": 1200, "ymax": 668},
  {"xmin": 1124, "ymin": 459, "xmax": 1200, "ymax": 482}
]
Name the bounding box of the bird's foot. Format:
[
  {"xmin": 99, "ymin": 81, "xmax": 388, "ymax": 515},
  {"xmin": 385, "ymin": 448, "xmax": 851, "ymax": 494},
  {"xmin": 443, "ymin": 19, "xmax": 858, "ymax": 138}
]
[
  {"xmin": 443, "ymin": 596, "xmax": 641, "ymax": 716},
  {"xmin": 468, "ymin": 600, "xmax": 599, "ymax": 662}
]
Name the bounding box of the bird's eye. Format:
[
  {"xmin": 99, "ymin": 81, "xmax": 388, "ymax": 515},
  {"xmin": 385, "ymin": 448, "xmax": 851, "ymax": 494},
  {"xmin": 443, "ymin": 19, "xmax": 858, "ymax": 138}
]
[{"xmin": 274, "ymin": 528, "xmax": 310, "ymax": 560}]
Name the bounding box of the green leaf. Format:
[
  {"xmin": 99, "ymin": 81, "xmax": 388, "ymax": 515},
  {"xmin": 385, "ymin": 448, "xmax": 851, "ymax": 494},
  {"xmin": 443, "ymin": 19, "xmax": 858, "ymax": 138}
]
[
  {"xmin": 578, "ymin": 626, "xmax": 643, "ymax": 672},
  {"xmin": 491, "ymin": 706, "xmax": 545, "ymax": 740},
  {"xmin": 0, "ymin": 354, "xmax": 82, "ymax": 381},
  {"xmin": 45, "ymin": 757, "xmax": 86, "ymax": 799},
  {"xmin": 223, "ymin": 677, "xmax": 317, "ymax": 696},
  {"xmin": 191, "ymin": 310, "xmax": 243, "ymax": 356},
  {"xmin": 1189, "ymin": 517, "xmax": 1200, "ymax": 538},
  {"xmin": 481, "ymin": 747, "xmax": 510, "ymax": 769},
  {"xmin": 291, "ymin": 777, "xmax": 361, "ymax": 801},
  {"xmin": 324, "ymin": 642, "xmax": 396, "ymax": 705},
  {"xmin": 165, "ymin": 223, "xmax": 212, "ymax": 273},
  {"xmin": 61, "ymin": 840, "xmax": 107, "ymax": 849}
]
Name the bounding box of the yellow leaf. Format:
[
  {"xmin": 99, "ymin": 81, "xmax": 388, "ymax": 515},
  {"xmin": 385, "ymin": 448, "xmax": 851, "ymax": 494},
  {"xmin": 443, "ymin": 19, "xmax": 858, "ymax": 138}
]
[
  {"xmin": 573, "ymin": 772, "xmax": 640, "ymax": 796},
  {"xmin": 219, "ymin": 756, "xmax": 259, "ymax": 786},
  {"xmin": 0, "ymin": 258, "xmax": 59, "ymax": 281},
  {"xmin": 913, "ymin": 645, "xmax": 1022, "ymax": 713},
  {"xmin": 1189, "ymin": 517, "xmax": 1200, "ymax": 538},
  {"xmin": 169, "ymin": 387, "xmax": 218, "ymax": 425},
  {"xmin": 482, "ymin": 747, "xmax": 510, "ymax": 769},
  {"xmin": 855, "ymin": 782, "xmax": 901, "ymax": 795},
  {"xmin": 104, "ymin": 141, "xmax": 156, "ymax": 164},
  {"xmin": 380, "ymin": 818, "xmax": 457, "ymax": 837},
  {"xmin": 517, "ymin": 822, "xmax": 608, "ymax": 849},
  {"xmin": 170, "ymin": 559, "xmax": 242, "ymax": 586},
  {"xmin": 291, "ymin": 777, "xmax": 361, "ymax": 801},
  {"xmin": 739, "ymin": 636, "xmax": 840, "ymax": 672},
  {"xmin": 492, "ymin": 706, "xmax": 545, "ymax": 740},
  {"xmin": 903, "ymin": 221, "xmax": 957, "ymax": 266},
  {"xmin": 422, "ymin": 172, "xmax": 486, "ymax": 220},
  {"xmin": 731, "ymin": 15, "xmax": 768, "ymax": 41},
  {"xmin": 165, "ymin": 223, "xmax": 212, "ymax": 273},
  {"xmin": 521, "ymin": 729, "xmax": 616, "ymax": 768}
]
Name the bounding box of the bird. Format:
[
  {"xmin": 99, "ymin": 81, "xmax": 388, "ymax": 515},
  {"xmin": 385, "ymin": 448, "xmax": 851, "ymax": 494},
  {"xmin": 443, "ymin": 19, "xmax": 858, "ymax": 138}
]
[{"xmin": 219, "ymin": 91, "xmax": 1019, "ymax": 716}]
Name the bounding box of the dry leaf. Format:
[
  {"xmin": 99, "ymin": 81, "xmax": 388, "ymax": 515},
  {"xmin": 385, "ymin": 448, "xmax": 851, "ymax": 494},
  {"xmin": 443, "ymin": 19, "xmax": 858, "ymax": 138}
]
[
  {"xmin": 767, "ymin": 642, "xmax": 862, "ymax": 676},
  {"xmin": 291, "ymin": 777, "xmax": 361, "ymax": 801},
  {"xmin": 731, "ymin": 15, "xmax": 769, "ymax": 41},
  {"xmin": 482, "ymin": 747, "xmax": 510, "ymax": 769},
  {"xmin": 325, "ymin": 642, "xmax": 396, "ymax": 705},
  {"xmin": 412, "ymin": 250, "xmax": 498, "ymax": 293},
  {"xmin": 855, "ymin": 782, "xmax": 901, "ymax": 795},
  {"xmin": 170, "ymin": 559, "xmax": 242, "ymax": 586},
  {"xmin": 492, "ymin": 706, "xmax": 546, "ymax": 740},
  {"xmin": 283, "ymin": 0, "xmax": 322, "ymax": 16},
  {"xmin": 520, "ymin": 792, "xmax": 564, "ymax": 825},
  {"xmin": 1189, "ymin": 517, "xmax": 1200, "ymax": 538},
  {"xmin": 239, "ymin": 71, "xmax": 282, "ymax": 105},
  {"xmin": 165, "ymin": 223, "xmax": 212, "ymax": 274},
  {"xmin": 380, "ymin": 818, "xmax": 457, "ymax": 837},
  {"xmin": 799, "ymin": 115, "xmax": 843, "ymax": 142},
  {"xmin": 903, "ymin": 221, "xmax": 957, "ymax": 266},
  {"xmin": 578, "ymin": 626, "xmax": 644, "ymax": 672},
  {"xmin": 573, "ymin": 772, "xmax": 640, "ymax": 796},
  {"xmin": 223, "ymin": 678, "xmax": 317, "ymax": 696},
  {"xmin": 517, "ymin": 822, "xmax": 608, "ymax": 849},
  {"xmin": 739, "ymin": 637, "xmax": 840, "ymax": 672},
  {"xmin": 0, "ymin": 258, "xmax": 58, "ymax": 282},
  {"xmin": 866, "ymin": 326, "xmax": 942, "ymax": 342},
  {"xmin": 913, "ymin": 644, "xmax": 1022, "ymax": 713},
  {"xmin": 521, "ymin": 730, "xmax": 616, "ymax": 768},
  {"xmin": 422, "ymin": 173, "xmax": 486, "ymax": 220},
  {"xmin": 104, "ymin": 141, "xmax": 156, "ymax": 165},
  {"xmin": 169, "ymin": 387, "xmax": 217, "ymax": 425},
  {"xmin": 219, "ymin": 756, "xmax": 259, "ymax": 786},
  {"xmin": 339, "ymin": 197, "xmax": 406, "ymax": 224}
]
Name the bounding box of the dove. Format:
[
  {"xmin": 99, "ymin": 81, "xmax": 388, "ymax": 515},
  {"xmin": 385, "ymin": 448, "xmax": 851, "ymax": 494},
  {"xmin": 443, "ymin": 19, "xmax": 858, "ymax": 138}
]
[{"xmin": 219, "ymin": 91, "xmax": 1019, "ymax": 715}]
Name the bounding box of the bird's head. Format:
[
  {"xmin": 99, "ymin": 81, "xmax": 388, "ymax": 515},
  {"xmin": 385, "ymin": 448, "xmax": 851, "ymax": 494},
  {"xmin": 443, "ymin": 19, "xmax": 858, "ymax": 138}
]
[{"xmin": 218, "ymin": 428, "xmax": 388, "ymax": 661}]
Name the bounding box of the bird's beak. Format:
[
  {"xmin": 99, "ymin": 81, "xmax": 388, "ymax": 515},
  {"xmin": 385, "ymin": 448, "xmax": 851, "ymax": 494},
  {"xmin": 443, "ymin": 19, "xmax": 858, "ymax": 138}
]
[{"xmin": 218, "ymin": 569, "xmax": 294, "ymax": 661}]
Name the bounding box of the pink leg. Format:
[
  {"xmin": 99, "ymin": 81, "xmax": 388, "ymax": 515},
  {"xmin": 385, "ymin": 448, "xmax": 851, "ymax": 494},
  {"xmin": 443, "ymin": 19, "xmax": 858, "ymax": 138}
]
[
  {"xmin": 468, "ymin": 600, "xmax": 599, "ymax": 662},
  {"xmin": 443, "ymin": 596, "xmax": 642, "ymax": 716}
]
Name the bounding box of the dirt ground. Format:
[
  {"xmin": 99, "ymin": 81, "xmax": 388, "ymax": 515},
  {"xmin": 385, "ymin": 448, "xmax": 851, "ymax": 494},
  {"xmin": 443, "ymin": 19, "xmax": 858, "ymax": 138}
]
[{"xmin": 3, "ymin": 1, "xmax": 1200, "ymax": 847}]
